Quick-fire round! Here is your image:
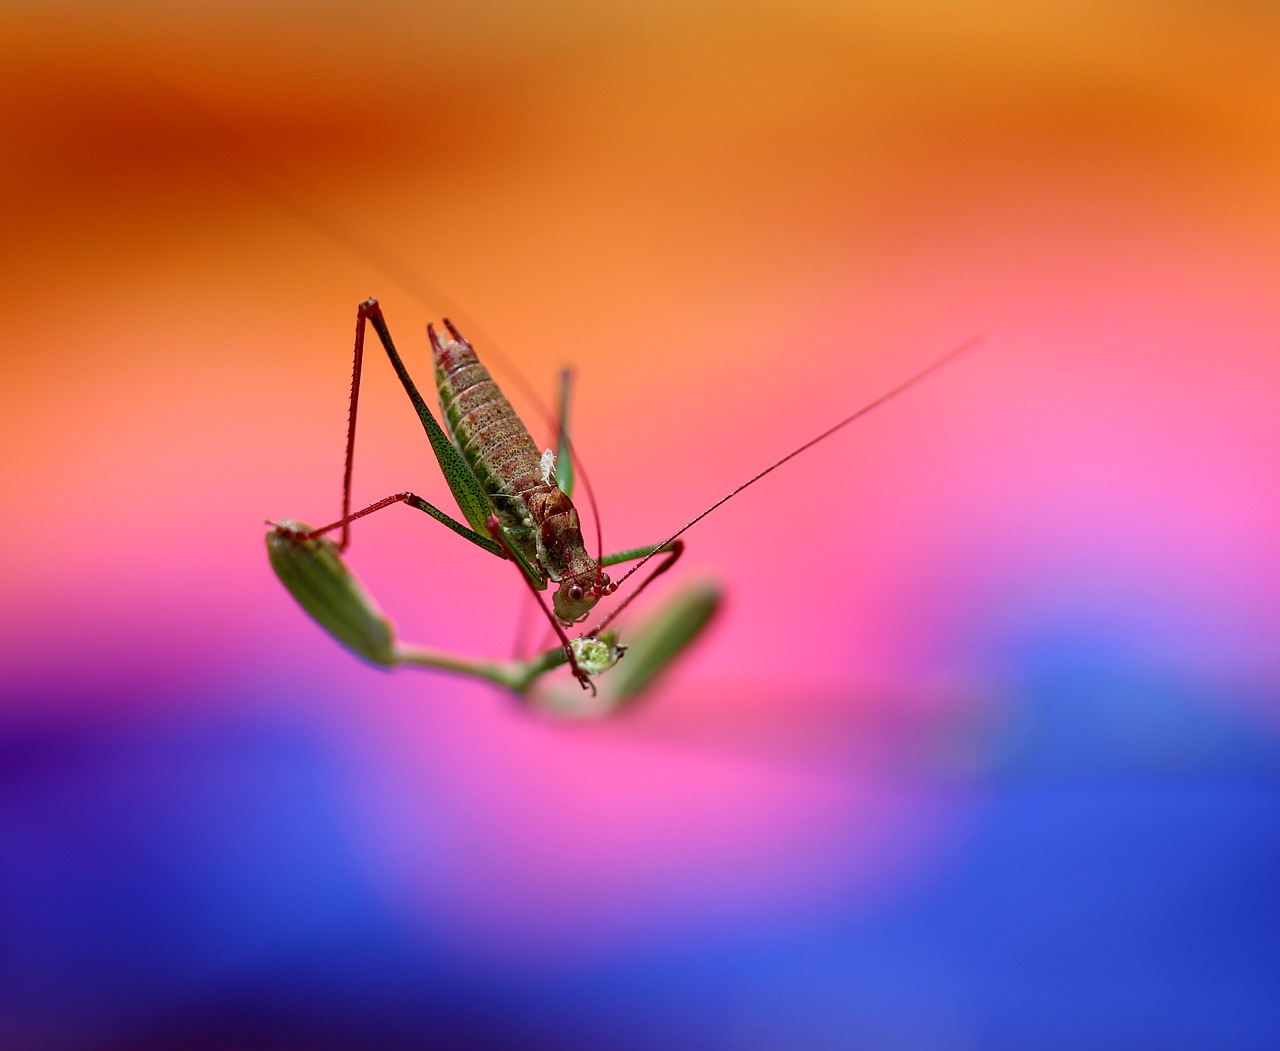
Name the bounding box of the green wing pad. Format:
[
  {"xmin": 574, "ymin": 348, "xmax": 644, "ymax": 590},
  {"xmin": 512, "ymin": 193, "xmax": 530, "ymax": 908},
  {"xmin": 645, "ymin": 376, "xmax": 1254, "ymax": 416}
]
[{"xmin": 418, "ymin": 405, "xmax": 494, "ymax": 536}]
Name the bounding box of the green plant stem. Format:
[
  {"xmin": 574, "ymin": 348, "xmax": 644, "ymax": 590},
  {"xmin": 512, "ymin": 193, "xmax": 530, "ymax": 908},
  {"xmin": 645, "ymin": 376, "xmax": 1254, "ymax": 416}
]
[{"xmin": 390, "ymin": 642, "xmax": 568, "ymax": 695}]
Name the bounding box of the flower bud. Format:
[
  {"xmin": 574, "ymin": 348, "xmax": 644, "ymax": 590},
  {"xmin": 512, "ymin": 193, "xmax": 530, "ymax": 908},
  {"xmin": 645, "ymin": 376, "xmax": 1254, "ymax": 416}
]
[
  {"xmin": 266, "ymin": 520, "xmax": 395, "ymax": 665},
  {"xmin": 609, "ymin": 581, "xmax": 722, "ymax": 701},
  {"xmin": 569, "ymin": 632, "xmax": 627, "ymax": 677}
]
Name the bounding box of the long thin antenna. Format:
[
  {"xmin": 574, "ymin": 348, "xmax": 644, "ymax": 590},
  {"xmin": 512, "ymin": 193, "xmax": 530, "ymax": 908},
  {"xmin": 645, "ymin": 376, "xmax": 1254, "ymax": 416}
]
[
  {"xmin": 147, "ymin": 78, "xmax": 525, "ymax": 389},
  {"xmin": 609, "ymin": 335, "xmax": 982, "ymax": 590},
  {"xmin": 150, "ymin": 75, "xmax": 606, "ymax": 523}
]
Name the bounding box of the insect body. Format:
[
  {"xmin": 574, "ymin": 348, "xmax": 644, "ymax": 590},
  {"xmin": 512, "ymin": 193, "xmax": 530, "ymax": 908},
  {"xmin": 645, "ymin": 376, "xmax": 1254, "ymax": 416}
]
[
  {"xmin": 270, "ymin": 297, "xmax": 974, "ymax": 703},
  {"xmin": 272, "ymin": 300, "xmax": 680, "ymax": 692},
  {"xmin": 432, "ymin": 319, "xmax": 614, "ymax": 625}
]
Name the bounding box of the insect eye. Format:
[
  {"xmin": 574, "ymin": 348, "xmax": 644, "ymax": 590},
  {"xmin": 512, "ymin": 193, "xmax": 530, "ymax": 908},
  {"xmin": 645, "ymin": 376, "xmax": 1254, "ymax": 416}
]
[{"xmin": 568, "ymin": 585, "xmax": 584, "ymax": 602}]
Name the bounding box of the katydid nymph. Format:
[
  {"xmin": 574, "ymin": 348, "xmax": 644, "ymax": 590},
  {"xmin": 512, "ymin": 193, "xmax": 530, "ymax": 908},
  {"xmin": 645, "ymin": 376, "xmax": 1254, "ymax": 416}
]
[
  {"xmin": 268, "ymin": 297, "xmax": 975, "ymax": 710},
  {"xmin": 270, "ymin": 297, "xmax": 686, "ymax": 698}
]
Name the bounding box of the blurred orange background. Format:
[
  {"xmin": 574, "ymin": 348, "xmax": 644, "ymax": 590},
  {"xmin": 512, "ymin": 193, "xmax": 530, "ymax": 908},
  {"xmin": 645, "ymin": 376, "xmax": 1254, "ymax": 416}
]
[{"xmin": 6, "ymin": 2, "xmax": 1278, "ymax": 690}]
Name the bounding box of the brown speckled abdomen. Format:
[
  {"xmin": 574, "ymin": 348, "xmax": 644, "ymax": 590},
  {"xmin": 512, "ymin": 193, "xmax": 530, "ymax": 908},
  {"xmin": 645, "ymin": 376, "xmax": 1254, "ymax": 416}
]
[{"xmin": 432, "ymin": 332, "xmax": 596, "ymax": 584}]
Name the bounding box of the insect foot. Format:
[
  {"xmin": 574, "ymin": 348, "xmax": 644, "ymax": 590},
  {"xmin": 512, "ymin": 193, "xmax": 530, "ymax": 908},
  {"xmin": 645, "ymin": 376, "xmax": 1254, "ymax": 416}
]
[{"xmin": 266, "ymin": 519, "xmax": 397, "ymax": 666}]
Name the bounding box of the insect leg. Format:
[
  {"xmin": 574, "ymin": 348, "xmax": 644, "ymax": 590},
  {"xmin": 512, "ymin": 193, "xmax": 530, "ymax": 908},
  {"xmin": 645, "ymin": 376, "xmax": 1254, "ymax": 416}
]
[
  {"xmin": 507, "ymin": 368, "xmax": 570, "ymax": 660},
  {"xmin": 600, "ymin": 543, "xmax": 675, "ymax": 568},
  {"xmin": 589, "ymin": 540, "xmax": 685, "ymax": 636},
  {"xmin": 275, "ymin": 492, "xmax": 506, "ymax": 558},
  {"xmin": 551, "ymin": 360, "xmax": 609, "ymax": 570},
  {"xmin": 484, "ymin": 515, "xmax": 595, "ymax": 692},
  {"xmin": 555, "ymin": 367, "xmax": 575, "ymax": 497},
  {"xmin": 334, "ymin": 298, "xmax": 372, "ymax": 550},
  {"xmin": 355, "ymin": 299, "xmax": 496, "ymax": 537}
]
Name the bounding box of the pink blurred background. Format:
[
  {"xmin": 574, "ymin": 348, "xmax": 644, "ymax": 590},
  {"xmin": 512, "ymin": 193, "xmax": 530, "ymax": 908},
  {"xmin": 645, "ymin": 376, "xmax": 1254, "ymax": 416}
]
[{"xmin": 3, "ymin": 3, "xmax": 1279, "ymax": 1048}]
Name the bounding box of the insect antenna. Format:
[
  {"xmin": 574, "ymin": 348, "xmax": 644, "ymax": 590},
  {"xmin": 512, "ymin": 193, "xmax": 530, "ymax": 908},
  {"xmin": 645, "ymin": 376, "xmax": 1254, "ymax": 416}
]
[
  {"xmin": 153, "ymin": 75, "xmax": 609, "ymax": 511},
  {"xmin": 160, "ymin": 75, "xmax": 621, "ymax": 595},
  {"xmin": 602, "ymin": 334, "xmax": 982, "ymax": 604}
]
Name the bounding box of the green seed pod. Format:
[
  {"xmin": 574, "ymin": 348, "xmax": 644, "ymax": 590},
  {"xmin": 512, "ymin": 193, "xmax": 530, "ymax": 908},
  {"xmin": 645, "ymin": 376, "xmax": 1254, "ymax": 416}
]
[
  {"xmin": 608, "ymin": 580, "xmax": 722, "ymax": 702},
  {"xmin": 266, "ymin": 520, "xmax": 396, "ymax": 666},
  {"xmin": 569, "ymin": 632, "xmax": 627, "ymax": 677}
]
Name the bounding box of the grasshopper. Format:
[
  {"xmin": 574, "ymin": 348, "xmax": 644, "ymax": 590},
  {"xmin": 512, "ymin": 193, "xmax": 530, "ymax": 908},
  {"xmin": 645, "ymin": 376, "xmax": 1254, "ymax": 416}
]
[
  {"xmin": 270, "ymin": 299, "xmax": 692, "ymax": 705},
  {"xmin": 148, "ymin": 78, "xmax": 970, "ymax": 711},
  {"xmin": 268, "ymin": 297, "xmax": 975, "ymax": 712}
]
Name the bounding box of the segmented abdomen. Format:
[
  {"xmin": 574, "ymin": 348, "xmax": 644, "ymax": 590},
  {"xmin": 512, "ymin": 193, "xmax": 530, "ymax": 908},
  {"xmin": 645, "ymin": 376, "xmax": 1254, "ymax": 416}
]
[{"xmin": 433, "ymin": 338, "xmax": 549, "ymax": 567}]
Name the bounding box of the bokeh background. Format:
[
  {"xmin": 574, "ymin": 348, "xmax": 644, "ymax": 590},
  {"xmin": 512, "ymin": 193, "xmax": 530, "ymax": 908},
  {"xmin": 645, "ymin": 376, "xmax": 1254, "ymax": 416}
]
[{"xmin": 3, "ymin": 2, "xmax": 1279, "ymax": 1048}]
